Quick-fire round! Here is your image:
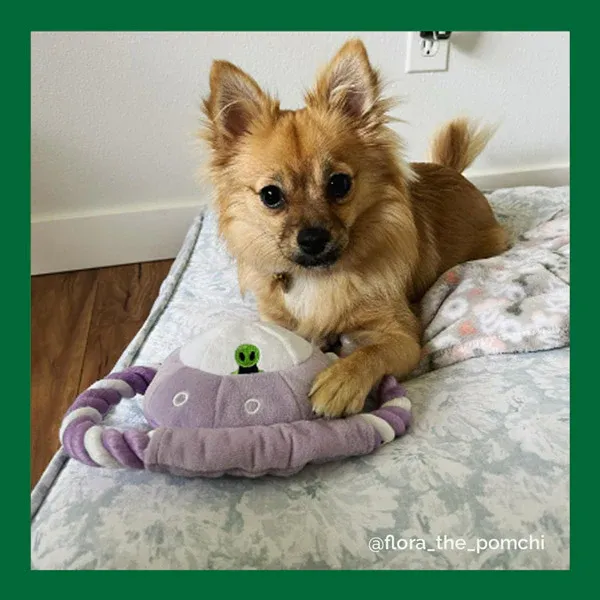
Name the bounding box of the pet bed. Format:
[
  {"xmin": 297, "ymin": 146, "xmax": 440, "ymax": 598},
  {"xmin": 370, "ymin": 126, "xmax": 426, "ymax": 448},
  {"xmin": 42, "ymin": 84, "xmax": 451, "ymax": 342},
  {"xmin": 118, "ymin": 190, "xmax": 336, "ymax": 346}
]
[{"xmin": 31, "ymin": 185, "xmax": 570, "ymax": 570}]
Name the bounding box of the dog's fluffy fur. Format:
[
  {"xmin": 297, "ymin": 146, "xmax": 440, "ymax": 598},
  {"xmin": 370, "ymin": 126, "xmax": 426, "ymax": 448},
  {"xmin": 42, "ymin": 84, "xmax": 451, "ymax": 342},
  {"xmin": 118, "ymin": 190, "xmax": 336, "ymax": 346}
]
[{"xmin": 201, "ymin": 39, "xmax": 508, "ymax": 417}]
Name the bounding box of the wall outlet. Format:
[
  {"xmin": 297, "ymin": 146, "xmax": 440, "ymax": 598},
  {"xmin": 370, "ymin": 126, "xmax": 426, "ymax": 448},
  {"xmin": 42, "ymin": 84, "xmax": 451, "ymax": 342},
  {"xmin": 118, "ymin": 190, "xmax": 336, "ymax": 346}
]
[{"xmin": 405, "ymin": 32, "xmax": 450, "ymax": 73}]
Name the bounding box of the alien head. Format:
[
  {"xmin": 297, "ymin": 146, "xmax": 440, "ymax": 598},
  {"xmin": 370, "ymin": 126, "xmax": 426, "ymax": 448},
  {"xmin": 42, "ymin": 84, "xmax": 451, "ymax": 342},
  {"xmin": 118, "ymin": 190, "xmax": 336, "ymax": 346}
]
[{"xmin": 234, "ymin": 344, "xmax": 261, "ymax": 373}]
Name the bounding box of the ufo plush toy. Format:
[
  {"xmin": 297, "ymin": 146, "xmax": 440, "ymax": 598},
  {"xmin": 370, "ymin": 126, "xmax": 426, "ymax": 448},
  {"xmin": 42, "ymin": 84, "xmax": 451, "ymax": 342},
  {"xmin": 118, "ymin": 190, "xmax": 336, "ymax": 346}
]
[{"xmin": 59, "ymin": 318, "xmax": 412, "ymax": 478}]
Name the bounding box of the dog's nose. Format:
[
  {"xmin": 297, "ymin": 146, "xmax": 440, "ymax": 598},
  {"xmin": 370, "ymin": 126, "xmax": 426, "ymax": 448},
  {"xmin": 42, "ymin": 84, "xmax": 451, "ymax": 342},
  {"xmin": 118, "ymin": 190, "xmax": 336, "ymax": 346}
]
[{"xmin": 297, "ymin": 227, "xmax": 331, "ymax": 256}]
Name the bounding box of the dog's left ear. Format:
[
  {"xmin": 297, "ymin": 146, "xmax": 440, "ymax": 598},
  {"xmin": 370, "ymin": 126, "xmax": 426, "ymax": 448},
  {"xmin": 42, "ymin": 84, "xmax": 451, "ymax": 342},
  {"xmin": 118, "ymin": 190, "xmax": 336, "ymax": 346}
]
[{"xmin": 306, "ymin": 39, "xmax": 381, "ymax": 119}]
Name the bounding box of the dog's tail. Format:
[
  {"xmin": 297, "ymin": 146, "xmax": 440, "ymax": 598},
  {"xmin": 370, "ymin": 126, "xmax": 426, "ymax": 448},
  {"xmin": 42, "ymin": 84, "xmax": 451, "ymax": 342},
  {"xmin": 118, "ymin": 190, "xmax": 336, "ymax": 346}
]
[{"xmin": 428, "ymin": 118, "xmax": 496, "ymax": 174}]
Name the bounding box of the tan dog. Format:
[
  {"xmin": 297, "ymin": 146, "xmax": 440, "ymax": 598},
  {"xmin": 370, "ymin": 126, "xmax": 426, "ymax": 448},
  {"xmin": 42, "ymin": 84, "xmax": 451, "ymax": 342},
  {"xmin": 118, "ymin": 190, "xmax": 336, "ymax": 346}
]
[{"xmin": 201, "ymin": 39, "xmax": 508, "ymax": 417}]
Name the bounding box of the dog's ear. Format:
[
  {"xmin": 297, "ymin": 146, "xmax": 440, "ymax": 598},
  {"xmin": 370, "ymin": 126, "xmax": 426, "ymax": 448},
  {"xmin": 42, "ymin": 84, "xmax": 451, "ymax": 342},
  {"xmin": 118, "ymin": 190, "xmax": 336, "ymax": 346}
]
[
  {"xmin": 204, "ymin": 60, "xmax": 271, "ymax": 141},
  {"xmin": 306, "ymin": 39, "xmax": 381, "ymax": 119}
]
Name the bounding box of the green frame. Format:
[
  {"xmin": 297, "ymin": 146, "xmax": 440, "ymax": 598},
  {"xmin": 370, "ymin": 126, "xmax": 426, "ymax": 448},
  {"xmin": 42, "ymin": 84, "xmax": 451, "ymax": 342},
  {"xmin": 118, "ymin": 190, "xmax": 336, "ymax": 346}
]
[{"xmin": 17, "ymin": 0, "xmax": 578, "ymax": 585}]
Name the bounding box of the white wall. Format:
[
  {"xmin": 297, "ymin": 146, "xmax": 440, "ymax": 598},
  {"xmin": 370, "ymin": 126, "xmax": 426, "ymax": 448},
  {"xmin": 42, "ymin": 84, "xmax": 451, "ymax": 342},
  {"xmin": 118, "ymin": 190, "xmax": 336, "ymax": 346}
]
[{"xmin": 31, "ymin": 32, "xmax": 569, "ymax": 273}]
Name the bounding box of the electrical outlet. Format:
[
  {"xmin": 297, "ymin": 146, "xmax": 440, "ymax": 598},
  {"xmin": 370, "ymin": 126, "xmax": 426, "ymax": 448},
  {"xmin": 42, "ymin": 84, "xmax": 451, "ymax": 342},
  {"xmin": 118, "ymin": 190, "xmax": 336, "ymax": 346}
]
[{"xmin": 405, "ymin": 32, "xmax": 450, "ymax": 73}]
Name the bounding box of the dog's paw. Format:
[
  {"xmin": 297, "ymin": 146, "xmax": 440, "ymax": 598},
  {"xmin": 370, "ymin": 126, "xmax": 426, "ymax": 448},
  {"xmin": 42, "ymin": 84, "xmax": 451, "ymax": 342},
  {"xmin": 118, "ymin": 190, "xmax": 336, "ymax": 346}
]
[{"xmin": 309, "ymin": 357, "xmax": 372, "ymax": 418}]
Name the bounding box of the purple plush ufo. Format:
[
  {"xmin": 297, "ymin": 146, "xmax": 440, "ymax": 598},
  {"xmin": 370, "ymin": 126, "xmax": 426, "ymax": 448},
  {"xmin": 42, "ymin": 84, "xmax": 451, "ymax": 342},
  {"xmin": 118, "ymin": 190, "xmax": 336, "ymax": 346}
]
[
  {"xmin": 143, "ymin": 319, "xmax": 331, "ymax": 430},
  {"xmin": 59, "ymin": 318, "xmax": 412, "ymax": 478}
]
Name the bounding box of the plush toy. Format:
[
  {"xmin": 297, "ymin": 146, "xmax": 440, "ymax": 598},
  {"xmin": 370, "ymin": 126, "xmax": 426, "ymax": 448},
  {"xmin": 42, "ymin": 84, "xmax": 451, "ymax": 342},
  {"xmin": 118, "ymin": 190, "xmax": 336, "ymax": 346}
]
[{"xmin": 59, "ymin": 318, "xmax": 412, "ymax": 478}]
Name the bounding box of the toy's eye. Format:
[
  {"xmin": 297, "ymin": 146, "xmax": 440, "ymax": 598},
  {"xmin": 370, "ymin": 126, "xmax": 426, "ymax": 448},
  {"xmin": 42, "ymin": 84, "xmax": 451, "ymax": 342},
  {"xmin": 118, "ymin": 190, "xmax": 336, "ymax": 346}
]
[
  {"xmin": 244, "ymin": 398, "xmax": 261, "ymax": 414},
  {"xmin": 239, "ymin": 352, "xmax": 246, "ymax": 362},
  {"xmin": 326, "ymin": 173, "xmax": 352, "ymax": 201},
  {"xmin": 249, "ymin": 351, "xmax": 255, "ymax": 361},
  {"xmin": 172, "ymin": 391, "xmax": 189, "ymax": 407},
  {"xmin": 259, "ymin": 185, "xmax": 285, "ymax": 209}
]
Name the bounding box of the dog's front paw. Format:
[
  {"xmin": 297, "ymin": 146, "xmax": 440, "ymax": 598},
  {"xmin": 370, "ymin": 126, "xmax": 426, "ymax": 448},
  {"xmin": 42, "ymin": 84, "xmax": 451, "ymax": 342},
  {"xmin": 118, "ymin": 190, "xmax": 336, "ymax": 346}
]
[{"xmin": 309, "ymin": 357, "xmax": 373, "ymax": 418}]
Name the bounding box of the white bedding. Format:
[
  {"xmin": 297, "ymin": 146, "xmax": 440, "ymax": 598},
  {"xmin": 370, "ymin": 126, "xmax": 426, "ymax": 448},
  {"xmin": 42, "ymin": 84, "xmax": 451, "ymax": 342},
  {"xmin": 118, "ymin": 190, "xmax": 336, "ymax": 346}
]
[{"xmin": 31, "ymin": 186, "xmax": 570, "ymax": 570}]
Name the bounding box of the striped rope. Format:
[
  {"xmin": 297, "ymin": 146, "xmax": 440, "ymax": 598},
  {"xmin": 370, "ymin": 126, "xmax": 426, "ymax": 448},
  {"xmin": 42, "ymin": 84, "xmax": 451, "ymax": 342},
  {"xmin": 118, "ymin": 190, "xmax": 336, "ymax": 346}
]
[
  {"xmin": 361, "ymin": 375, "xmax": 412, "ymax": 443},
  {"xmin": 60, "ymin": 366, "xmax": 157, "ymax": 469}
]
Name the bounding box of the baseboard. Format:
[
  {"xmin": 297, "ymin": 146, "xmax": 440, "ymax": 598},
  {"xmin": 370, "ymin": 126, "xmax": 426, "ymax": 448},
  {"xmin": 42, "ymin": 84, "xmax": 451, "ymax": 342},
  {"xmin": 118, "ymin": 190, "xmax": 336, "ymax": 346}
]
[
  {"xmin": 31, "ymin": 165, "xmax": 570, "ymax": 275},
  {"xmin": 31, "ymin": 200, "xmax": 206, "ymax": 275},
  {"xmin": 466, "ymin": 164, "xmax": 570, "ymax": 191}
]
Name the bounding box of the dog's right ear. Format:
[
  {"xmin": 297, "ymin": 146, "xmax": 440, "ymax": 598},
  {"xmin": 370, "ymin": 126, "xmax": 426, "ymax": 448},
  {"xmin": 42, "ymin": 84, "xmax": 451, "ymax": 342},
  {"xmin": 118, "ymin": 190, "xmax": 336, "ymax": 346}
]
[{"xmin": 203, "ymin": 61, "xmax": 271, "ymax": 143}]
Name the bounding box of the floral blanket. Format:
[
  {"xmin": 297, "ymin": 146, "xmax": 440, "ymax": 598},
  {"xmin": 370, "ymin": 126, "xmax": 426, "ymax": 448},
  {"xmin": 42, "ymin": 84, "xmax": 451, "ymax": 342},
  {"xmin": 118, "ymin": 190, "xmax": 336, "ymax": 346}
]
[{"xmin": 415, "ymin": 188, "xmax": 569, "ymax": 374}]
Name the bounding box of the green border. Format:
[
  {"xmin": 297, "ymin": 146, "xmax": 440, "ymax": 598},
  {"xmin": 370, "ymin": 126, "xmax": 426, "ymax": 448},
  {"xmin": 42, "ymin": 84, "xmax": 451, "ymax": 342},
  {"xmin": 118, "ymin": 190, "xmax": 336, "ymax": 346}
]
[
  {"xmin": 25, "ymin": 0, "xmax": 572, "ymax": 31},
  {"xmin": 17, "ymin": 0, "xmax": 577, "ymax": 586}
]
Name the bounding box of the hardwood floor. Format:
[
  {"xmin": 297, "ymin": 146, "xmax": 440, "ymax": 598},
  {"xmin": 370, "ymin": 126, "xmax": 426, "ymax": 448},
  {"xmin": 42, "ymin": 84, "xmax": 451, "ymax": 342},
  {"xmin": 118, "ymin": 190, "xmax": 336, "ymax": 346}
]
[{"xmin": 30, "ymin": 260, "xmax": 173, "ymax": 489}]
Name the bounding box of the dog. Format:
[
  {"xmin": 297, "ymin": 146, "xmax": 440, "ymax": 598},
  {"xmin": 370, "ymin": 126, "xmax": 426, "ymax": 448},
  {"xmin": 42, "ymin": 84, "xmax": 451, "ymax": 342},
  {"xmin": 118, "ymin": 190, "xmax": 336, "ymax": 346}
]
[{"xmin": 200, "ymin": 38, "xmax": 508, "ymax": 418}]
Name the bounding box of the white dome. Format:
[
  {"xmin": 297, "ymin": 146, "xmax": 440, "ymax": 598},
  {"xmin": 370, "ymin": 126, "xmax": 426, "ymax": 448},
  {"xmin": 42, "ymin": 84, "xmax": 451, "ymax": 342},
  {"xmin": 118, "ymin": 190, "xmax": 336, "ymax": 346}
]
[{"xmin": 179, "ymin": 318, "xmax": 314, "ymax": 375}]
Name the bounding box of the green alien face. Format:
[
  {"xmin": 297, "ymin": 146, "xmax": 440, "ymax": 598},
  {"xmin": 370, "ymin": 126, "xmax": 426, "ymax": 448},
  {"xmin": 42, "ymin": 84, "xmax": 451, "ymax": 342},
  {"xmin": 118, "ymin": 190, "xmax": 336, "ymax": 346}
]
[{"xmin": 234, "ymin": 344, "xmax": 260, "ymax": 368}]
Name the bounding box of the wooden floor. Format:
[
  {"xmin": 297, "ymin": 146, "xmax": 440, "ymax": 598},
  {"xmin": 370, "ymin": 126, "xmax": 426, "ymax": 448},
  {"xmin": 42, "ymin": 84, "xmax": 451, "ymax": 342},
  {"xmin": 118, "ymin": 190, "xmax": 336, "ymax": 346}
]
[{"xmin": 30, "ymin": 259, "xmax": 174, "ymax": 489}]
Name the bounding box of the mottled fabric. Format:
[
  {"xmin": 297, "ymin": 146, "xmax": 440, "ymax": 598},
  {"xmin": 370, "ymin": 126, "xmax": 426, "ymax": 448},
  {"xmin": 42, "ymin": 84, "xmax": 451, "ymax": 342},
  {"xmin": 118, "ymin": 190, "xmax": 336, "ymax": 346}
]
[{"xmin": 31, "ymin": 186, "xmax": 570, "ymax": 570}]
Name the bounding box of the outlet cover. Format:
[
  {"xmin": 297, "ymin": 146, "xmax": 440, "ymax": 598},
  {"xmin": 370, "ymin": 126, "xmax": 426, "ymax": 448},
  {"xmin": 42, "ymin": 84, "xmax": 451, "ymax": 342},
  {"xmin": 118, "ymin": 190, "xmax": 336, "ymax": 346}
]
[{"xmin": 405, "ymin": 32, "xmax": 450, "ymax": 73}]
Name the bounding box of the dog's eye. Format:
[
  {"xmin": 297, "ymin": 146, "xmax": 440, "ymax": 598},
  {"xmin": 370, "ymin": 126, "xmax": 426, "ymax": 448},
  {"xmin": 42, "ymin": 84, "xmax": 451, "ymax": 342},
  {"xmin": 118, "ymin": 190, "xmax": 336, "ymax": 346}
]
[
  {"xmin": 326, "ymin": 173, "xmax": 352, "ymax": 201},
  {"xmin": 259, "ymin": 185, "xmax": 285, "ymax": 209}
]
